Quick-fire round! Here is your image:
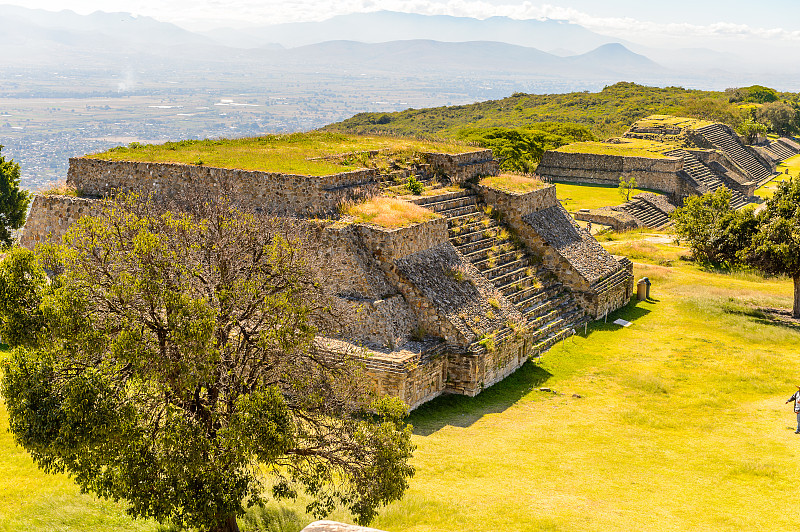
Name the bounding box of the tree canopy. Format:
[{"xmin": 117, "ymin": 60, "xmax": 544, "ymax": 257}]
[
  {"xmin": 0, "ymin": 246, "xmax": 47, "ymax": 347},
  {"xmin": 0, "ymin": 194, "xmax": 415, "ymax": 532},
  {"xmin": 0, "ymin": 145, "xmax": 30, "ymax": 247},
  {"xmin": 746, "ymin": 178, "xmax": 800, "ymax": 317},
  {"xmin": 672, "ymin": 182, "xmax": 800, "ymax": 317},
  {"xmin": 456, "ymin": 123, "xmax": 594, "ymax": 173}
]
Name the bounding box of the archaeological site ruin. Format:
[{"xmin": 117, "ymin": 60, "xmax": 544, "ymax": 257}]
[
  {"xmin": 538, "ymin": 115, "xmax": 800, "ymax": 230},
  {"xmin": 21, "ymin": 135, "xmax": 634, "ymax": 409}
]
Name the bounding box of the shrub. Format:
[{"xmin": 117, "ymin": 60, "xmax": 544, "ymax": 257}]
[{"xmin": 405, "ymin": 175, "xmax": 424, "ymax": 195}]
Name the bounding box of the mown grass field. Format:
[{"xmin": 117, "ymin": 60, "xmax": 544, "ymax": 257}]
[
  {"xmin": 3, "ymin": 231, "xmax": 799, "ymax": 531},
  {"xmin": 554, "ymin": 181, "xmax": 651, "ymax": 213}
]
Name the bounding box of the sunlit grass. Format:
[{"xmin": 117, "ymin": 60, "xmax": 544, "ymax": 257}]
[
  {"xmin": 346, "ymin": 197, "xmax": 440, "ymax": 228},
  {"xmin": 4, "ymin": 232, "xmax": 800, "ymax": 531},
  {"xmin": 555, "ymin": 139, "xmax": 671, "ymax": 158},
  {"xmin": 90, "ymin": 132, "xmax": 473, "ymax": 176},
  {"xmin": 756, "ymin": 153, "xmax": 800, "ymax": 199},
  {"xmin": 479, "ymin": 174, "xmax": 546, "ymax": 194},
  {"xmin": 555, "ymin": 181, "xmax": 654, "ymax": 212}
]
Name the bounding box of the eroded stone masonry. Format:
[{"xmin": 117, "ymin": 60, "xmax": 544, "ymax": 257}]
[{"xmin": 21, "ymin": 148, "xmax": 633, "ymax": 410}]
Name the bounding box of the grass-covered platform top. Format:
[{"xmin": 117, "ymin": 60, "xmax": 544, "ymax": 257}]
[
  {"xmin": 632, "ymin": 114, "xmax": 717, "ymax": 131},
  {"xmin": 555, "ymin": 138, "xmax": 673, "ymax": 159},
  {"xmin": 88, "ymin": 132, "xmax": 475, "ymax": 177},
  {"xmin": 345, "ymin": 197, "xmax": 441, "ymax": 229},
  {"xmin": 479, "ymin": 174, "xmax": 547, "ymax": 194}
]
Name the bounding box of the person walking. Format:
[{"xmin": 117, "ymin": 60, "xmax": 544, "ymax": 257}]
[{"xmin": 786, "ymin": 386, "xmax": 800, "ymax": 433}]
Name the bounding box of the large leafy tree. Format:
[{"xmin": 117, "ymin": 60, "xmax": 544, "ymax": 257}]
[
  {"xmin": 747, "ymin": 178, "xmax": 800, "ymax": 317},
  {"xmin": 1, "ymin": 194, "xmax": 414, "ymax": 532},
  {"xmin": 671, "ymin": 188, "xmax": 757, "ymax": 266},
  {"xmin": 0, "ymin": 144, "xmax": 30, "ymax": 247}
]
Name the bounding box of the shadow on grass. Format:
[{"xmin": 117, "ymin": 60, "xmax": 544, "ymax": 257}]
[
  {"xmin": 408, "ymin": 361, "xmax": 552, "ymax": 436},
  {"xmin": 722, "ymin": 302, "xmax": 800, "ymax": 332},
  {"xmin": 578, "ymin": 298, "xmax": 653, "ymax": 337}
]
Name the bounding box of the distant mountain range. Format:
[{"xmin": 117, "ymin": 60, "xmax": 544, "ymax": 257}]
[
  {"xmin": 203, "ymin": 11, "xmax": 622, "ymax": 53},
  {"xmin": 0, "ymin": 6, "xmax": 793, "ymax": 87}
]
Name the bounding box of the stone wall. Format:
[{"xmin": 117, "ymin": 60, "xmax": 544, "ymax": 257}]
[
  {"xmin": 536, "ymin": 151, "xmax": 683, "ymax": 193},
  {"xmin": 475, "ymin": 182, "xmax": 558, "ymax": 219},
  {"xmin": 20, "ymin": 194, "xmax": 101, "ymax": 249},
  {"xmin": 574, "ymin": 208, "xmax": 638, "ymax": 231},
  {"xmin": 354, "ymin": 216, "xmax": 448, "ymax": 262},
  {"xmin": 425, "ymin": 150, "xmax": 499, "ymax": 183},
  {"xmin": 68, "ymin": 158, "xmax": 379, "ymax": 216}
]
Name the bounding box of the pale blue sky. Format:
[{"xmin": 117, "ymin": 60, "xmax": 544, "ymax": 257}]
[{"xmin": 7, "ymin": 0, "xmax": 800, "ymax": 42}]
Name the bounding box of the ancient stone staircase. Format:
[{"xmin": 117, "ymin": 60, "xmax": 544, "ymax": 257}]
[
  {"xmin": 664, "ymin": 148, "xmax": 749, "ymax": 209},
  {"xmin": 696, "ymin": 124, "xmax": 772, "ymax": 181},
  {"xmin": 412, "ymin": 190, "xmax": 588, "ymax": 355},
  {"xmin": 614, "ymin": 197, "xmax": 672, "ymax": 229},
  {"xmin": 765, "ymin": 139, "xmax": 799, "ymax": 160}
]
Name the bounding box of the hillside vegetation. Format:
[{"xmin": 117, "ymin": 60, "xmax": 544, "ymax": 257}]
[{"xmin": 324, "ymin": 82, "xmax": 800, "ymax": 141}]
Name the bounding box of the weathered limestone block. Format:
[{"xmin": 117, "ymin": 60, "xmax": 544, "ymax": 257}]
[
  {"xmin": 475, "ymin": 182, "xmax": 558, "ymax": 222},
  {"xmin": 425, "ymin": 149, "xmax": 498, "ymax": 183},
  {"xmin": 354, "ymin": 216, "xmax": 448, "ymax": 262}
]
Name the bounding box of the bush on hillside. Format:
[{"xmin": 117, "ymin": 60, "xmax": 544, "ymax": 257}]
[{"xmin": 726, "ymin": 85, "xmax": 779, "ymax": 104}]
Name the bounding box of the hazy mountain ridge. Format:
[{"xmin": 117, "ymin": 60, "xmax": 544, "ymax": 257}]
[{"xmin": 202, "ymin": 11, "xmax": 625, "ymax": 53}]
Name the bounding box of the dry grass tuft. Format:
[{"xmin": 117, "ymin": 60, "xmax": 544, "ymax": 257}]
[
  {"xmin": 480, "ymin": 174, "xmax": 546, "ymax": 194},
  {"xmin": 38, "ymin": 180, "xmax": 78, "ymax": 197},
  {"xmin": 346, "ymin": 197, "xmax": 440, "ymax": 228}
]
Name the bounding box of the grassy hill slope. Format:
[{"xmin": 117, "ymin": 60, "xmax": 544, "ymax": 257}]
[{"xmin": 323, "ymin": 82, "xmax": 744, "ymax": 140}]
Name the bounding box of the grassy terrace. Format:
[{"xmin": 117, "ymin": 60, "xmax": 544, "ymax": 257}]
[
  {"xmin": 632, "ymin": 114, "xmax": 717, "ymax": 131},
  {"xmin": 89, "ymin": 132, "xmax": 474, "ymax": 176},
  {"xmin": 555, "ymin": 181, "xmax": 654, "ymax": 212},
  {"xmin": 479, "ymin": 174, "xmax": 546, "ymax": 194},
  {"xmin": 555, "ymin": 139, "xmax": 672, "ymax": 159}
]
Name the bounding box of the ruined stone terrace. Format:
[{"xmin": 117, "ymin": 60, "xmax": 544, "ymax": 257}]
[{"xmin": 21, "ymin": 136, "xmax": 630, "ymax": 410}]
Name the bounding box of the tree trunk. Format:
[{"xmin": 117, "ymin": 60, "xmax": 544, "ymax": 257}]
[
  {"xmin": 209, "ymin": 515, "xmax": 240, "ymax": 532},
  {"xmin": 794, "ymin": 274, "xmax": 800, "ymax": 319}
]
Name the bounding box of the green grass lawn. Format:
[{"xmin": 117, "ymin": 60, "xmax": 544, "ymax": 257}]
[
  {"xmin": 89, "ymin": 132, "xmax": 472, "ymax": 176},
  {"xmin": 555, "ymin": 181, "xmax": 653, "ymax": 212},
  {"xmin": 3, "ymin": 234, "xmax": 800, "ymax": 532},
  {"xmin": 554, "ymin": 139, "xmax": 671, "ymax": 159},
  {"xmin": 756, "ymin": 153, "xmax": 800, "ymax": 199}
]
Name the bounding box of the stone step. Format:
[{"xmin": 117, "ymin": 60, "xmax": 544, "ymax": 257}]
[
  {"xmin": 497, "ymin": 273, "xmax": 542, "ymax": 295},
  {"xmin": 424, "ymin": 195, "xmax": 479, "ymax": 214},
  {"xmin": 472, "ymin": 249, "xmax": 524, "ymax": 271},
  {"xmin": 481, "ymin": 258, "xmax": 531, "ymax": 281},
  {"xmin": 462, "ymin": 241, "xmax": 516, "ymax": 262},
  {"xmin": 449, "ymin": 218, "xmax": 499, "ymax": 236},
  {"xmin": 457, "ymin": 237, "xmax": 507, "ymax": 257},
  {"xmin": 437, "ymin": 203, "xmax": 482, "ymax": 219},
  {"xmin": 409, "ymin": 189, "xmax": 474, "ymax": 206}
]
